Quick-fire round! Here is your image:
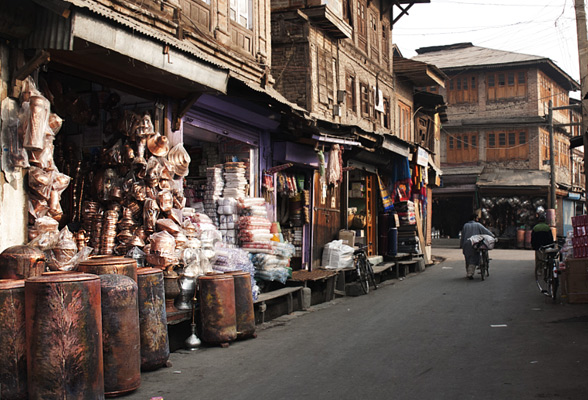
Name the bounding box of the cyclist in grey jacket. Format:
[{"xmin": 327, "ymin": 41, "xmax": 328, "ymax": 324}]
[{"xmin": 460, "ymin": 213, "xmax": 493, "ymax": 279}]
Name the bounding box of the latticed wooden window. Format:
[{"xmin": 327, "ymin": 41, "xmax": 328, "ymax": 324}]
[{"xmin": 357, "ymin": 0, "xmax": 367, "ymax": 53}]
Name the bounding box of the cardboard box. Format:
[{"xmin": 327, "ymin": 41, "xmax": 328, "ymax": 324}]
[
  {"xmin": 338, "ymin": 230, "xmax": 355, "ymax": 246},
  {"xmin": 564, "ymin": 258, "xmax": 588, "ymax": 303}
]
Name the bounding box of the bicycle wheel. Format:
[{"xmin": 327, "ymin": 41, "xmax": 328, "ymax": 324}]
[
  {"xmin": 549, "ymin": 260, "xmax": 559, "ymax": 302},
  {"xmin": 485, "ymin": 251, "xmax": 490, "ymax": 278},
  {"xmin": 365, "ymin": 259, "xmax": 378, "ymax": 290},
  {"xmin": 535, "ymin": 261, "xmax": 549, "ymax": 295},
  {"xmin": 356, "ymin": 256, "xmax": 369, "ymax": 294}
]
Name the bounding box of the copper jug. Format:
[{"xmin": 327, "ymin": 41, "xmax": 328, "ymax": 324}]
[{"xmin": 0, "ymin": 245, "xmax": 46, "ymax": 279}]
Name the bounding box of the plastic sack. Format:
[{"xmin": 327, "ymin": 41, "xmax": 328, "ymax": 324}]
[
  {"xmin": 469, "ymin": 234, "xmax": 496, "ymax": 250},
  {"xmin": 322, "ymin": 240, "xmax": 354, "ymax": 269}
]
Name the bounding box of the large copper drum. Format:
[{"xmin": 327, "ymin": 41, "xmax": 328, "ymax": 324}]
[
  {"xmin": 25, "ymin": 273, "xmax": 104, "ymax": 400},
  {"xmin": 0, "ymin": 279, "xmax": 27, "ymax": 400},
  {"xmin": 99, "ymin": 274, "xmax": 141, "ymax": 397},
  {"xmin": 78, "ymin": 255, "xmax": 138, "ymax": 282},
  {"xmin": 226, "ymin": 271, "xmax": 256, "ymax": 339},
  {"xmin": 0, "ymin": 245, "xmax": 46, "ymax": 279},
  {"xmin": 136, "ymin": 267, "xmax": 169, "ymax": 371},
  {"xmin": 198, "ymin": 274, "xmax": 237, "ymax": 345}
]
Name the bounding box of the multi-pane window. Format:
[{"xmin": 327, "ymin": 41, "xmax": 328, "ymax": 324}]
[
  {"xmin": 447, "ymin": 74, "xmax": 477, "ymax": 104},
  {"xmin": 487, "ymin": 129, "xmax": 529, "ymax": 160},
  {"xmin": 357, "ymin": 0, "xmax": 367, "ymax": 53},
  {"xmin": 346, "ymin": 74, "xmax": 356, "ymax": 113},
  {"xmin": 230, "ymin": 0, "xmax": 252, "ymax": 29},
  {"xmin": 447, "ymin": 133, "xmax": 478, "ymax": 163},
  {"xmin": 382, "ymin": 24, "xmax": 390, "ymax": 68},
  {"xmin": 369, "ymin": 12, "xmax": 379, "ymax": 61},
  {"xmin": 540, "ymin": 129, "xmax": 571, "ymax": 168},
  {"xmin": 487, "ymin": 69, "xmax": 527, "ymax": 101},
  {"xmin": 360, "ymin": 82, "xmax": 371, "ymax": 118},
  {"xmin": 397, "ymin": 101, "xmax": 411, "ymax": 141},
  {"xmin": 383, "ymin": 97, "xmax": 391, "ymax": 129}
]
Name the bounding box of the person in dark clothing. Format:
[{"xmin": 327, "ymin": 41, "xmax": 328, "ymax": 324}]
[
  {"xmin": 460, "ymin": 213, "xmax": 493, "ymax": 279},
  {"xmin": 531, "ymin": 214, "xmax": 554, "ymax": 250},
  {"xmin": 531, "ymin": 214, "xmax": 555, "ymax": 271}
]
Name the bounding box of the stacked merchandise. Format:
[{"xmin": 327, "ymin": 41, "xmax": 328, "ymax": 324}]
[
  {"xmin": 571, "ymin": 215, "xmax": 588, "ymax": 258},
  {"xmin": 217, "ymin": 197, "xmax": 239, "ymax": 245},
  {"xmin": 197, "ymin": 142, "xmax": 221, "ymax": 176},
  {"xmin": 12, "ymin": 76, "xmax": 92, "ymax": 271},
  {"xmin": 209, "ymin": 244, "xmax": 259, "ymax": 300},
  {"xmin": 395, "ymin": 201, "xmax": 416, "ymax": 225},
  {"xmin": 238, "ymin": 198, "xmax": 292, "ymax": 284},
  {"xmin": 204, "ymin": 166, "xmax": 223, "ymax": 225},
  {"xmin": 223, "ymin": 162, "xmax": 248, "ymax": 198},
  {"xmin": 395, "ymin": 200, "xmax": 420, "ymax": 254}
]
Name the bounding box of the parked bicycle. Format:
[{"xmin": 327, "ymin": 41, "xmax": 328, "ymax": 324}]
[
  {"xmin": 470, "ymin": 234, "xmax": 496, "ymax": 281},
  {"xmin": 354, "ymin": 246, "xmax": 377, "ymax": 294},
  {"xmin": 536, "ymin": 243, "xmax": 561, "ymax": 302}
]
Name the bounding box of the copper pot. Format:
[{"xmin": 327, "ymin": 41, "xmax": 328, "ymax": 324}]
[{"xmin": 0, "ymin": 245, "xmax": 46, "ymax": 280}]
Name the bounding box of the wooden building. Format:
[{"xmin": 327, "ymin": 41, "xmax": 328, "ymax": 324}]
[{"xmin": 413, "ymin": 43, "xmax": 583, "ymax": 242}]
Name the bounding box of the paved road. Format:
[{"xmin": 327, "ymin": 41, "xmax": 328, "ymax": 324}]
[{"xmin": 126, "ymin": 247, "xmax": 588, "ymax": 400}]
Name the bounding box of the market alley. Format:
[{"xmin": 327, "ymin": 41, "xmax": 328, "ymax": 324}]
[{"xmin": 125, "ymin": 246, "xmax": 588, "ymax": 400}]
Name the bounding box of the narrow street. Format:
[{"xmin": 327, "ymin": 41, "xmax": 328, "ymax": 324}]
[{"xmin": 127, "ymin": 247, "xmax": 588, "ymax": 400}]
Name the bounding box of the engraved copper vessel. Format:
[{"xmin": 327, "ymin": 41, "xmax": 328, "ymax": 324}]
[
  {"xmin": 0, "ymin": 245, "xmax": 46, "ymax": 280},
  {"xmin": 25, "ymin": 273, "xmax": 104, "ymax": 400},
  {"xmin": 99, "ymin": 274, "xmax": 141, "ymax": 397},
  {"xmin": 0, "ymin": 279, "xmax": 27, "ymax": 400},
  {"xmin": 226, "ymin": 271, "xmax": 256, "ymax": 339},
  {"xmin": 198, "ymin": 274, "xmax": 237, "ymax": 346},
  {"xmin": 78, "ymin": 255, "xmax": 138, "ymax": 282},
  {"xmin": 136, "ymin": 267, "xmax": 169, "ymax": 371}
]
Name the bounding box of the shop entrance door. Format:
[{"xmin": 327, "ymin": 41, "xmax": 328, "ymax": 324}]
[{"xmin": 312, "ymin": 171, "xmax": 341, "ymax": 269}]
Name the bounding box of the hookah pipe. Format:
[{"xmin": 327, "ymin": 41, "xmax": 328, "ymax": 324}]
[{"xmin": 184, "ymin": 290, "xmax": 201, "ymax": 350}]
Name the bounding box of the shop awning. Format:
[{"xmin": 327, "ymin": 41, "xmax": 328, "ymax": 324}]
[
  {"xmin": 381, "ymin": 135, "xmax": 411, "ymax": 158},
  {"xmin": 476, "ymin": 168, "xmax": 550, "ymax": 189},
  {"xmin": 393, "ymin": 55, "xmax": 447, "ymax": 87},
  {"xmin": 22, "ymin": 3, "xmax": 229, "ymax": 96}
]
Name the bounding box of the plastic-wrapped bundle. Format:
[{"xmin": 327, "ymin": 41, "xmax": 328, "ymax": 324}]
[
  {"xmin": 238, "ymin": 216, "xmax": 272, "ymax": 230},
  {"xmin": 241, "ymin": 242, "xmax": 275, "ymax": 254},
  {"xmin": 254, "ymin": 267, "xmax": 291, "ymax": 284},
  {"xmin": 272, "ymin": 242, "xmax": 295, "ymax": 258}
]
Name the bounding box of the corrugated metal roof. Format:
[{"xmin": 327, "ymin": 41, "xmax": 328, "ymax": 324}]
[
  {"xmin": 476, "ymin": 168, "xmax": 550, "ymax": 188},
  {"xmin": 413, "ymin": 43, "xmax": 545, "ymax": 69},
  {"xmin": 59, "ymin": 0, "xmax": 233, "ymax": 74},
  {"xmin": 412, "ymin": 43, "xmax": 579, "ymax": 90}
]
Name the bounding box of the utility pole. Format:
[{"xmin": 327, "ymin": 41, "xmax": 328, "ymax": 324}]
[
  {"xmin": 549, "ymin": 100, "xmax": 556, "ymax": 209},
  {"xmin": 574, "ymin": 0, "xmax": 588, "ymax": 196}
]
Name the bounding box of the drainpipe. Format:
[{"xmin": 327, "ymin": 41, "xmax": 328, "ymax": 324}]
[{"xmin": 549, "ymin": 100, "xmax": 556, "ymax": 210}]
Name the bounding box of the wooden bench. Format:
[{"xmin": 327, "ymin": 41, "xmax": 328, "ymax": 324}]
[{"xmin": 254, "ymin": 286, "xmax": 303, "ymax": 324}]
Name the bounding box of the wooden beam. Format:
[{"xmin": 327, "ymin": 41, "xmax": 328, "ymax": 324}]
[{"xmin": 172, "ymin": 92, "xmax": 202, "ymax": 131}]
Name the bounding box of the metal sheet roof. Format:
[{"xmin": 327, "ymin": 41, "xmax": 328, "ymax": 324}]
[
  {"xmin": 413, "ymin": 43, "xmax": 579, "ymax": 91},
  {"xmin": 476, "ymin": 168, "xmax": 550, "ymax": 188}
]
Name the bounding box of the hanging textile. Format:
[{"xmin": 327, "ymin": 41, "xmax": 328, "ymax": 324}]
[
  {"xmin": 377, "ymin": 174, "xmax": 394, "ymax": 212},
  {"xmin": 326, "ymin": 144, "xmax": 343, "ymax": 186}
]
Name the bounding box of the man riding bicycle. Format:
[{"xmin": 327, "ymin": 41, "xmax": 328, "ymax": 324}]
[
  {"xmin": 531, "ymin": 214, "xmax": 555, "ymax": 272},
  {"xmin": 460, "ymin": 213, "xmax": 494, "ymax": 280}
]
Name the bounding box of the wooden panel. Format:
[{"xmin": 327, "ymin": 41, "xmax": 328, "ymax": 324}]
[
  {"xmin": 312, "ymin": 171, "xmax": 341, "ymax": 269},
  {"xmin": 230, "ymin": 21, "xmax": 254, "ymax": 55},
  {"xmin": 365, "ymin": 174, "xmax": 376, "ymax": 256}
]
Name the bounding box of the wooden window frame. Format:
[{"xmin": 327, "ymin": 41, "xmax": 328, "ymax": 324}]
[
  {"xmin": 383, "ymin": 96, "xmax": 391, "ymax": 129},
  {"xmin": 360, "ymin": 81, "xmax": 371, "ymax": 118},
  {"xmin": 487, "ymin": 69, "xmax": 527, "ymax": 101},
  {"xmin": 357, "ymin": 0, "xmax": 368, "ymax": 53},
  {"xmin": 447, "ymin": 74, "xmax": 477, "ymax": 104},
  {"xmin": 346, "ymin": 73, "xmax": 357, "ymax": 113},
  {"xmin": 447, "ymin": 132, "xmax": 479, "ymax": 163},
  {"xmin": 487, "ymin": 129, "xmax": 529, "ymax": 161}
]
